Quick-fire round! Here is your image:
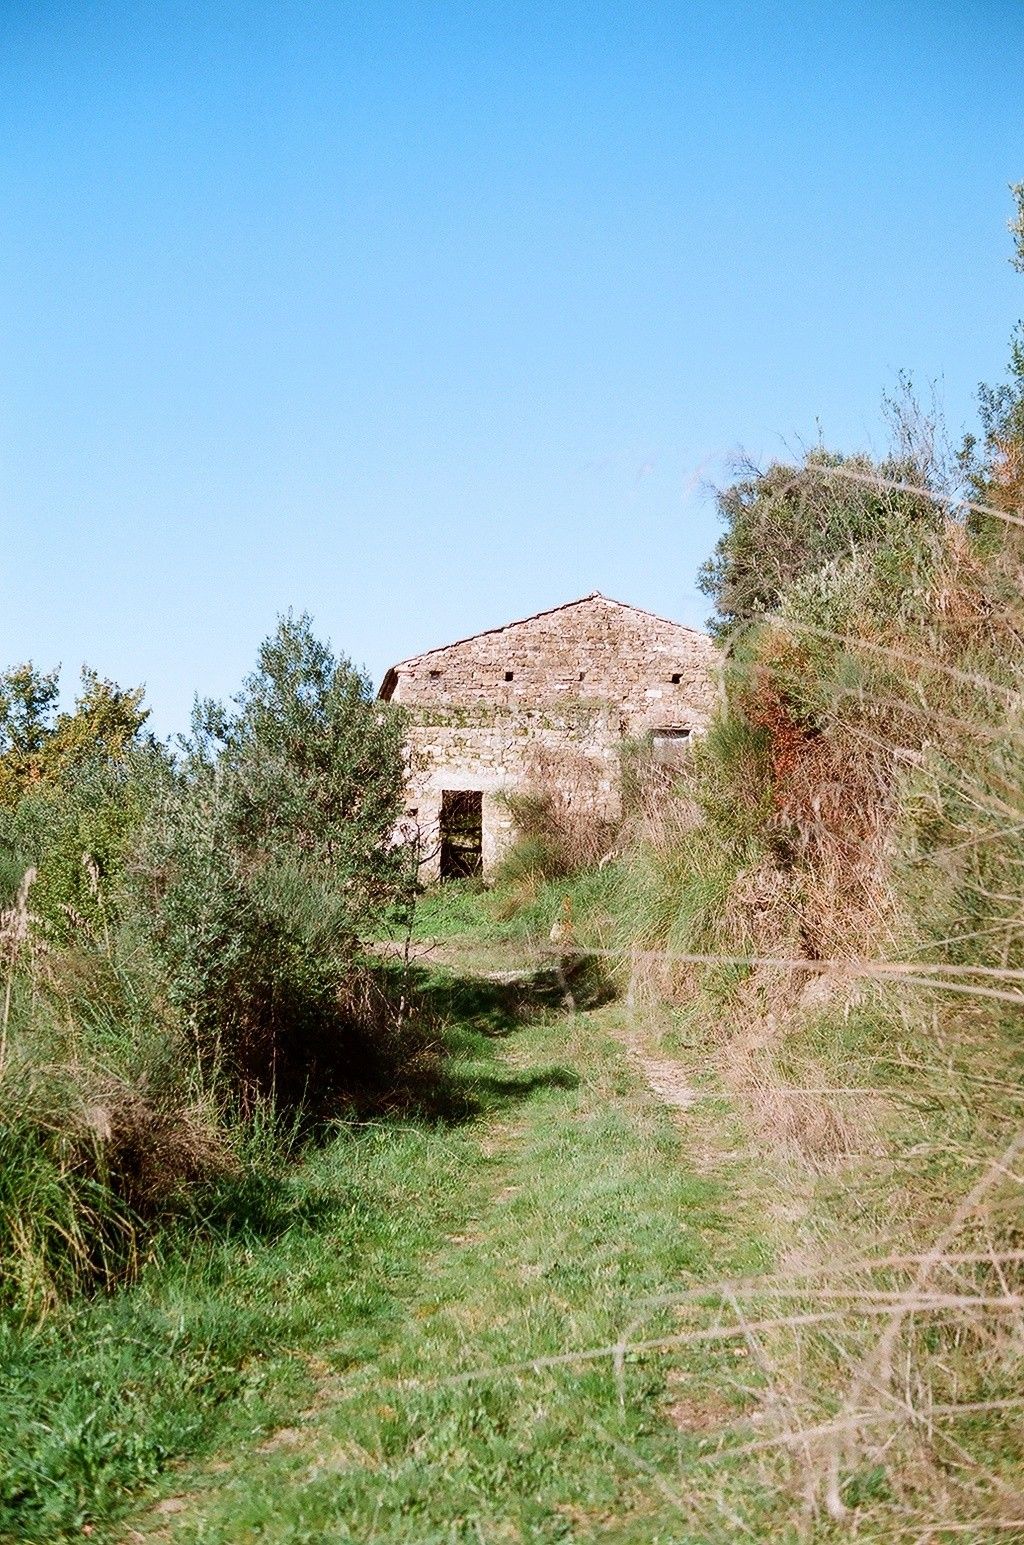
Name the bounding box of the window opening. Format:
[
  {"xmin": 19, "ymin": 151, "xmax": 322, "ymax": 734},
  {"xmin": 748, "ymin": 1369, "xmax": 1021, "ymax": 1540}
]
[
  {"xmin": 439, "ymin": 790, "xmax": 483, "ymax": 879},
  {"xmin": 670, "ymin": 673, "xmax": 682, "ymax": 684},
  {"xmin": 504, "ymin": 670, "xmax": 514, "ymax": 681},
  {"xmin": 429, "ymin": 669, "xmax": 442, "ymax": 680}
]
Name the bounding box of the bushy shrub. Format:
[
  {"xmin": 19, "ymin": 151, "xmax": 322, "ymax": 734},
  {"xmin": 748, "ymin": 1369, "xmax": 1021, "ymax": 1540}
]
[
  {"xmin": 0, "ymin": 615, "xmax": 424, "ymax": 1315},
  {"xmin": 138, "ymin": 613, "xmax": 414, "ymax": 1107},
  {"xmin": 619, "ymin": 414, "xmax": 1001, "ymax": 982},
  {"xmin": 0, "ymin": 664, "xmax": 149, "ymax": 811},
  {"xmin": 697, "ymin": 448, "xmax": 943, "ymax": 638},
  {"xmin": 0, "ymin": 746, "xmax": 171, "ymax": 950},
  {"xmin": 0, "ymin": 669, "xmax": 203, "ymax": 1312}
]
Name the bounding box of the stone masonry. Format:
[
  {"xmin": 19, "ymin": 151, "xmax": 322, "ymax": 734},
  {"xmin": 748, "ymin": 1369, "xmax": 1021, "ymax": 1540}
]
[{"xmin": 378, "ymin": 592, "xmax": 718, "ymax": 878}]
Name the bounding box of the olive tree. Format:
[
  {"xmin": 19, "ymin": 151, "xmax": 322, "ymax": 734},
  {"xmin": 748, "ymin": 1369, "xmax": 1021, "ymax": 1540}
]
[{"xmin": 143, "ymin": 614, "xmax": 411, "ymax": 1106}]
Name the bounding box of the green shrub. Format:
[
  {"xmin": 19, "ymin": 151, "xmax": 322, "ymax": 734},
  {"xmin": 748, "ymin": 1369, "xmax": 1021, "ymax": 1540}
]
[
  {"xmin": 0, "ymin": 664, "xmax": 149, "ymax": 811},
  {"xmin": 698, "ymin": 448, "xmax": 943, "ymax": 638},
  {"xmin": 0, "ymin": 747, "xmax": 170, "ymax": 950},
  {"xmin": 138, "ymin": 613, "xmax": 414, "ymax": 1108},
  {"xmin": 0, "ymin": 616, "xmax": 423, "ymax": 1316}
]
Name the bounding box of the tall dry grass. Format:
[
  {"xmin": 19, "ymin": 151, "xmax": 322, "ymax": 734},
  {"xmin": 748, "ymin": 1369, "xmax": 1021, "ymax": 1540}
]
[
  {"xmin": 494, "ymin": 741, "xmax": 621, "ymax": 899},
  {"xmin": 592, "ymin": 478, "xmax": 1024, "ymax": 1533},
  {"xmin": 0, "ymin": 887, "xmax": 234, "ymax": 1315}
]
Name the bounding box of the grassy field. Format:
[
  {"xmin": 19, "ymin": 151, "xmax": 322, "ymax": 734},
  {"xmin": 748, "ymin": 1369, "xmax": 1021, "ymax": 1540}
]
[
  {"xmin": 6, "ymin": 904, "xmax": 1023, "ymax": 1542},
  {"xmin": 2, "ymin": 949, "xmax": 770, "ymax": 1544},
  {"xmin": 129, "ymin": 1006, "xmax": 766, "ymax": 1544}
]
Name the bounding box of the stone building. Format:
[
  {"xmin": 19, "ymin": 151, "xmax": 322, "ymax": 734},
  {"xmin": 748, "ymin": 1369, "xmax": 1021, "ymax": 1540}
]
[{"xmin": 378, "ymin": 592, "xmax": 718, "ymax": 878}]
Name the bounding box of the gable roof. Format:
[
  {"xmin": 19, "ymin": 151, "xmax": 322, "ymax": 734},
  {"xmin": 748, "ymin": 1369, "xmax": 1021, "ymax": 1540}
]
[{"xmin": 377, "ymin": 592, "xmax": 707, "ymax": 700}]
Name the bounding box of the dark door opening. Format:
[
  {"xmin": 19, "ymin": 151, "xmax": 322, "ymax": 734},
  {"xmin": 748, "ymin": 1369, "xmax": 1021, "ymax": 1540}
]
[{"xmin": 439, "ymin": 790, "xmax": 483, "ymax": 879}]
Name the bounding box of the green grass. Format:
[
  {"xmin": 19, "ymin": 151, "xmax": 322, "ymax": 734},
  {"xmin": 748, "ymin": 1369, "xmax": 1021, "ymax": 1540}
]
[
  {"xmin": 0, "ymin": 962, "xmax": 764, "ymax": 1543},
  {"xmin": 138, "ymin": 1016, "xmax": 758, "ymax": 1544},
  {"xmin": 405, "ymin": 878, "xmax": 499, "ymax": 939},
  {"xmin": 407, "ymin": 868, "xmax": 625, "ymax": 949},
  {"xmin": 7, "ymin": 929, "xmax": 1020, "ymax": 1541}
]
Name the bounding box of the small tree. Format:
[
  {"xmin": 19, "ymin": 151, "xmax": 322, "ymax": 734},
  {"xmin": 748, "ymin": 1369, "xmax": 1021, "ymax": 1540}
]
[
  {"xmin": 0, "ymin": 664, "xmax": 156, "ymax": 944},
  {"xmin": 698, "ymin": 448, "xmax": 941, "ymax": 638},
  {"xmin": 0, "ymin": 663, "xmax": 148, "ymax": 809},
  {"xmin": 143, "ymin": 614, "xmax": 411, "ymax": 1106}
]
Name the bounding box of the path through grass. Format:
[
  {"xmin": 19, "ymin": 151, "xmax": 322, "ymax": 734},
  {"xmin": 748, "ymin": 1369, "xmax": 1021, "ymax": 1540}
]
[
  {"xmin": 131, "ymin": 990, "xmax": 768, "ymax": 1543},
  {"xmin": 3, "ymin": 961, "xmax": 769, "ymax": 1543}
]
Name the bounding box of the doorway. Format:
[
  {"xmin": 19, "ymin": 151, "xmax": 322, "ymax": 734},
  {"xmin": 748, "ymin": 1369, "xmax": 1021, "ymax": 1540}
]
[{"xmin": 439, "ymin": 790, "xmax": 483, "ymax": 879}]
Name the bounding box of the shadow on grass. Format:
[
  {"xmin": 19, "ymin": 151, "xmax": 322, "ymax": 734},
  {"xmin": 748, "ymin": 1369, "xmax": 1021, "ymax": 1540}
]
[
  {"xmin": 352, "ymin": 1048, "xmax": 583, "ymax": 1127},
  {"xmin": 391, "ymin": 1060, "xmax": 583, "ymax": 1126},
  {"xmin": 328, "ymin": 955, "xmax": 601, "ymax": 1128},
  {"xmin": 471, "ymin": 1065, "xmax": 581, "ymax": 1099},
  {"xmin": 404, "ymin": 953, "xmax": 616, "ymax": 1038},
  {"xmin": 183, "ymin": 1059, "xmax": 581, "ymax": 1252},
  {"xmin": 180, "ymin": 1166, "xmax": 354, "ymax": 1248},
  {"xmin": 186, "ymin": 952, "xmax": 600, "ymax": 1249}
]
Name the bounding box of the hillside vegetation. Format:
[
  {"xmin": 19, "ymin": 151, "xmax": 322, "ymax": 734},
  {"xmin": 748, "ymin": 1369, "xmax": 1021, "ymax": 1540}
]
[{"xmin": 0, "ymin": 613, "xmax": 428, "ymax": 1321}]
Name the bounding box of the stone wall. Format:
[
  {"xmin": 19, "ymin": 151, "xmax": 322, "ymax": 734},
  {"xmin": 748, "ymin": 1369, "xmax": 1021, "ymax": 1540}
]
[{"xmin": 380, "ymin": 594, "xmax": 718, "ymax": 876}]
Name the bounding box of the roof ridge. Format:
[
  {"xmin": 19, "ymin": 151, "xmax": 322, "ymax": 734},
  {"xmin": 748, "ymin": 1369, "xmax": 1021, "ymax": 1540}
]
[{"xmin": 590, "ymin": 592, "xmax": 709, "ymax": 633}]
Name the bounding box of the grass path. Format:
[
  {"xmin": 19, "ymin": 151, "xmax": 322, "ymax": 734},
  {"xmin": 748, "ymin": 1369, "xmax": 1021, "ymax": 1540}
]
[
  {"xmin": 7, "ymin": 941, "xmax": 1019, "ymax": 1540},
  {"xmin": 114, "ymin": 978, "xmax": 769, "ymax": 1545}
]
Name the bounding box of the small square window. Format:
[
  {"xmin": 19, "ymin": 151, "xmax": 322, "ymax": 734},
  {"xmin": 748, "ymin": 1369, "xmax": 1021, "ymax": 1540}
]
[
  {"xmin": 504, "ymin": 671, "xmax": 514, "ymax": 682},
  {"xmin": 670, "ymin": 673, "xmax": 682, "ymax": 684},
  {"xmin": 429, "ymin": 669, "xmax": 442, "ymax": 680}
]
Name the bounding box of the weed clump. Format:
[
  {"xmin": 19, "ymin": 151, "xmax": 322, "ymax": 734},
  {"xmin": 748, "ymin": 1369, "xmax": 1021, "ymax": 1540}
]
[{"xmin": 494, "ymin": 742, "xmax": 620, "ymax": 896}]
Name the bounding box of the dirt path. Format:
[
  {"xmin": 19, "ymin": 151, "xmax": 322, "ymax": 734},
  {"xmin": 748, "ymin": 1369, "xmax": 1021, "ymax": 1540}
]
[{"xmin": 612, "ymin": 1027, "xmax": 701, "ymax": 1111}]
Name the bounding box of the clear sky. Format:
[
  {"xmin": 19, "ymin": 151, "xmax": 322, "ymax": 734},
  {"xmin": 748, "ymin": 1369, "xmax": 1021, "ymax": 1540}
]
[{"xmin": 2, "ymin": 2, "xmax": 1022, "ymax": 737}]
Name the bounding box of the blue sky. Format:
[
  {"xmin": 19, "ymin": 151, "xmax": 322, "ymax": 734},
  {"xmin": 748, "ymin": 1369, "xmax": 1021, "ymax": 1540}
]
[{"xmin": 2, "ymin": 1, "xmax": 1022, "ymax": 736}]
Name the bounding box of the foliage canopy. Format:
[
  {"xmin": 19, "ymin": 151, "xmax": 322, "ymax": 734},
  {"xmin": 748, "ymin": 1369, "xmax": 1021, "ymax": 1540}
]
[
  {"xmin": 697, "ymin": 449, "xmax": 941, "ymax": 638},
  {"xmin": 141, "ymin": 613, "xmax": 411, "ymax": 1104},
  {"xmin": 0, "ymin": 664, "xmax": 149, "ymax": 810}
]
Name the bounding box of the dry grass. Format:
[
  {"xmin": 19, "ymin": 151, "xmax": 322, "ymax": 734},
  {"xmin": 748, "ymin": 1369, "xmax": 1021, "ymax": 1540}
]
[
  {"xmin": 570, "ymin": 479, "xmax": 1024, "ymax": 1532},
  {"xmin": 496, "ymin": 741, "xmax": 622, "ymax": 890}
]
